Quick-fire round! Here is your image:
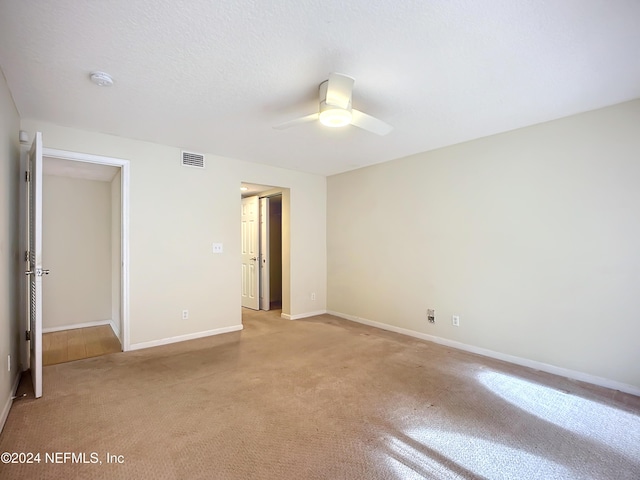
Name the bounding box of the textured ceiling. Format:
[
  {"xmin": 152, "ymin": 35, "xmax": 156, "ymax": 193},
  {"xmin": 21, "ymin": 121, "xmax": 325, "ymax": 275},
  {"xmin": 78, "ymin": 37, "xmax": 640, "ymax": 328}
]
[{"xmin": 1, "ymin": 0, "xmax": 639, "ymax": 176}]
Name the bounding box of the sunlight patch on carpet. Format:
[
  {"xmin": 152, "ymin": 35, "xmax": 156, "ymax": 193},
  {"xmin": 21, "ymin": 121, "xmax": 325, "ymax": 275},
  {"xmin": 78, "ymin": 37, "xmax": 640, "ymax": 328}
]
[
  {"xmin": 477, "ymin": 370, "xmax": 640, "ymax": 460},
  {"xmin": 386, "ymin": 429, "xmax": 572, "ymax": 480}
]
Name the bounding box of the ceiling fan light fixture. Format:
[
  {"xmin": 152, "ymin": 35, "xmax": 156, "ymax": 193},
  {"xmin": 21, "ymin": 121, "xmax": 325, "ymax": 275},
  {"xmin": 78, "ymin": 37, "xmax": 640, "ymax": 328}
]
[
  {"xmin": 273, "ymin": 72, "xmax": 392, "ymax": 135},
  {"xmin": 319, "ymin": 108, "xmax": 352, "ymax": 128}
]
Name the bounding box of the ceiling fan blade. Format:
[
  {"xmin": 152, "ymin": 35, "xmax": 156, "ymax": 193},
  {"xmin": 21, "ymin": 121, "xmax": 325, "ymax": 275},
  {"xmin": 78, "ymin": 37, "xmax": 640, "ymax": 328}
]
[
  {"xmin": 351, "ymin": 109, "xmax": 393, "ymax": 136},
  {"xmin": 273, "ymin": 113, "xmax": 319, "ymax": 130},
  {"xmin": 325, "ymin": 73, "xmax": 355, "ymax": 109}
]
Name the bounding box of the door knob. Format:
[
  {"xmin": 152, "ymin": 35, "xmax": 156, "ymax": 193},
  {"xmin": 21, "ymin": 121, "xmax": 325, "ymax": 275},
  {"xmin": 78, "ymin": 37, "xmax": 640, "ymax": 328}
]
[
  {"xmin": 27, "ymin": 268, "xmax": 51, "ymax": 275},
  {"xmin": 249, "ymin": 257, "xmax": 257, "ymax": 261}
]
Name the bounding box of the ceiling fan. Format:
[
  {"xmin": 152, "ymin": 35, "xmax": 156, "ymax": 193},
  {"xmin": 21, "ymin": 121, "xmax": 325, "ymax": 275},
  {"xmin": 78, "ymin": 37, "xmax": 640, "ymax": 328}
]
[{"xmin": 274, "ymin": 73, "xmax": 393, "ymax": 136}]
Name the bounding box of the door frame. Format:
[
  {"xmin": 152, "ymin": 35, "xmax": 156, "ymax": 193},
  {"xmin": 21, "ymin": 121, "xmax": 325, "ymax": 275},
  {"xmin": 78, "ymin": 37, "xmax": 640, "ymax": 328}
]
[
  {"xmin": 240, "ymin": 186, "xmax": 290, "ymax": 318},
  {"xmin": 38, "ymin": 148, "xmax": 131, "ymax": 351},
  {"xmin": 259, "ymin": 196, "xmax": 270, "ymax": 310}
]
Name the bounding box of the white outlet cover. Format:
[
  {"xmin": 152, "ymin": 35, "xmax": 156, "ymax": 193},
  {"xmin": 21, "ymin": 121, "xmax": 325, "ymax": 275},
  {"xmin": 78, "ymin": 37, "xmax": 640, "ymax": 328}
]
[{"xmin": 212, "ymin": 243, "xmax": 223, "ymax": 253}]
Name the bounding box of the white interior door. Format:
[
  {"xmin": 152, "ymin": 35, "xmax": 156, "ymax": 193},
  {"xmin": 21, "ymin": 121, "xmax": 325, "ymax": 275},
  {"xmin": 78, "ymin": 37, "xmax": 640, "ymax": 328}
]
[
  {"xmin": 260, "ymin": 197, "xmax": 270, "ymax": 310},
  {"xmin": 241, "ymin": 196, "xmax": 259, "ymax": 310},
  {"xmin": 27, "ymin": 132, "xmax": 44, "ymax": 398}
]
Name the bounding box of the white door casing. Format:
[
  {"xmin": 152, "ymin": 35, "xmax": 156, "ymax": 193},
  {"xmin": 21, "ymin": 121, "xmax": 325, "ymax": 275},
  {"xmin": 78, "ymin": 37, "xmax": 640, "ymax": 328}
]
[
  {"xmin": 260, "ymin": 197, "xmax": 270, "ymax": 310},
  {"xmin": 19, "ymin": 146, "xmax": 30, "ymax": 372},
  {"xmin": 27, "ymin": 132, "xmax": 44, "ymax": 398},
  {"xmin": 241, "ymin": 196, "xmax": 259, "ymax": 310}
]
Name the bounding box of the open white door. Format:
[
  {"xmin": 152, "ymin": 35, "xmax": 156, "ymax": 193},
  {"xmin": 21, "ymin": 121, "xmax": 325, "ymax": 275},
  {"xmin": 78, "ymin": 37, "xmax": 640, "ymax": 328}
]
[
  {"xmin": 27, "ymin": 132, "xmax": 45, "ymax": 398},
  {"xmin": 241, "ymin": 196, "xmax": 259, "ymax": 310},
  {"xmin": 260, "ymin": 197, "xmax": 270, "ymax": 310}
]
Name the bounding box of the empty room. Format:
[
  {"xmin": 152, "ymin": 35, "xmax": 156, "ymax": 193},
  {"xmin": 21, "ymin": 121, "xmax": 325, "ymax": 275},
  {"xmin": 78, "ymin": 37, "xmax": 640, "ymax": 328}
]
[{"xmin": 0, "ymin": 1, "xmax": 639, "ymax": 479}]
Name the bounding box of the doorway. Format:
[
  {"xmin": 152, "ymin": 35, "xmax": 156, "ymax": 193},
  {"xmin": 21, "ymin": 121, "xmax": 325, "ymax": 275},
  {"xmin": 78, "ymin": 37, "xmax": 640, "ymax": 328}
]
[
  {"xmin": 41, "ymin": 158, "xmax": 123, "ymax": 365},
  {"xmin": 20, "ymin": 140, "xmax": 130, "ymax": 397},
  {"xmin": 240, "ymin": 183, "xmax": 288, "ymax": 314}
]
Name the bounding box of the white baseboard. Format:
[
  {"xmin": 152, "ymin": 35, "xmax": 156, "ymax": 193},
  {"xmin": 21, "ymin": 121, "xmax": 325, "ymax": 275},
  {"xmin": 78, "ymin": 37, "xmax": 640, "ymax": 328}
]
[
  {"xmin": 128, "ymin": 324, "xmax": 243, "ymax": 351},
  {"xmin": 1, "ymin": 371, "xmax": 22, "ymax": 434},
  {"xmin": 108, "ymin": 319, "xmax": 121, "ymax": 339},
  {"xmin": 281, "ymin": 310, "xmax": 327, "ymax": 320},
  {"xmin": 327, "ymin": 310, "xmax": 640, "ymax": 397},
  {"xmin": 43, "ymin": 319, "xmax": 122, "ymax": 345},
  {"xmin": 43, "ymin": 319, "xmax": 113, "ymax": 334}
]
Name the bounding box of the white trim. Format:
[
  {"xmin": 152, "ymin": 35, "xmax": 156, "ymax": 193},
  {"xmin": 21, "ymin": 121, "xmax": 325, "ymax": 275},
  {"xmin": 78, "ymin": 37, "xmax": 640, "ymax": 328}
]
[
  {"xmin": 109, "ymin": 319, "xmax": 120, "ymax": 339},
  {"xmin": 42, "ymin": 148, "xmax": 131, "ymax": 352},
  {"xmin": 19, "ymin": 146, "xmax": 30, "ymax": 373},
  {"xmin": 1, "ymin": 372, "xmax": 22, "ymax": 434},
  {"xmin": 43, "ymin": 148, "xmax": 126, "ymax": 168},
  {"xmin": 42, "ymin": 320, "xmax": 120, "ymax": 340},
  {"xmin": 328, "ymin": 310, "xmax": 640, "ymax": 397},
  {"xmin": 128, "ymin": 325, "xmax": 243, "ymax": 351},
  {"xmin": 43, "ymin": 319, "xmax": 113, "ymax": 334},
  {"xmin": 281, "ymin": 310, "xmax": 327, "ymax": 320},
  {"xmin": 121, "ymin": 161, "xmax": 130, "ymax": 351}
]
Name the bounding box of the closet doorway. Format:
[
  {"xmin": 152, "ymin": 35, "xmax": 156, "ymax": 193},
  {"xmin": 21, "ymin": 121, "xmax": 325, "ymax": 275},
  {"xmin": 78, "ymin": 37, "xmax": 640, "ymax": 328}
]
[
  {"xmin": 240, "ymin": 183, "xmax": 288, "ymax": 313},
  {"xmin": 21, "ymin": 141, "xmax": 130, "ymax": 397},
  {"xmin": 41, "ymin": 157, "xmax": 123, "ymax": 365}
]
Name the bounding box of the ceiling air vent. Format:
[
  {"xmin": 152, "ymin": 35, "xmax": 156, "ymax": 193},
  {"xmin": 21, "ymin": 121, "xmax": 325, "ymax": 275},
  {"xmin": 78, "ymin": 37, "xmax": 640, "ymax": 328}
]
[{"xmin": 181, "ymin": 151, "xmax": 205, "ymax": 169}]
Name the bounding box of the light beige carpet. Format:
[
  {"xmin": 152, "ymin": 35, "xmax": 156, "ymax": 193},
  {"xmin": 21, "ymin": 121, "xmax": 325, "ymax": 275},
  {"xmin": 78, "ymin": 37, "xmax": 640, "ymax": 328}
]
[{"xmin": 1, "ymin": 309, "xmax": 639, "ymax": 479}]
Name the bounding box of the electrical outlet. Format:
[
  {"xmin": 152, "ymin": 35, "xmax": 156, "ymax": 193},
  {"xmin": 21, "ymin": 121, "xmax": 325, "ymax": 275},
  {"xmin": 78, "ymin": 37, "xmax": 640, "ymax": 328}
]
[
  {"xmin": 452, "ymin": 315, "xmax": 460, "ymax": 327},
  {"xmin": 311, "ymin": 292, "xmax": 316, "ymax": 301},
  {"xmin": 182, "ymin": 309, "xmax": 189, "ymax": 320},
  {"xmin": 427, "ymin": 309, "xmax": 435, "ymax": 323},
  {"xmin": 212, "ymin": 243, "xmax": 223, "ymax": 254}
]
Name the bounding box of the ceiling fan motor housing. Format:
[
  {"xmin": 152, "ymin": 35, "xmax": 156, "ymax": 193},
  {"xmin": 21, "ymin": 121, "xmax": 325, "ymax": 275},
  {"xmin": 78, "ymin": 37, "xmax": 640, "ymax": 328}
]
[{"xmin": 319, "ymin": 80, "xmax": 352, "ymax": 127}]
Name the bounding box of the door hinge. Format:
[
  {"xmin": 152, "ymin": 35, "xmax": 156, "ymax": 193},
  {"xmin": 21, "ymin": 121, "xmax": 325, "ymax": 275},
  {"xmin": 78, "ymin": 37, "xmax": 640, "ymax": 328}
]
[
  {"xmin": 25, "ymin": 250, "xmax": 29, "ymax": 261},
  {"xmin": 25, "ymin": 171, "xmax": 30, "ymax": 182},
  {"xmin": 25, "ymin": 330, "xmax": 31, "ymax": 341}
]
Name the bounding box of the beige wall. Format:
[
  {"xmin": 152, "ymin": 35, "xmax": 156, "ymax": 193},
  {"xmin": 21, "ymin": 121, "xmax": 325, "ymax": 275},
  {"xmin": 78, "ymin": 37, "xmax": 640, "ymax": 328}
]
[
  {"xmin": 328, "ymin": 99, "xmax": 640, "ymax": 391},
  {"xmin": 21, "ymin": 119, "xmax": 327, "ymax": 346},
  {"xmin": 0, "ymin": 68, "xmax": 21, "ymax": 427},
  {"xmin": 42, "ymin": 175, "xmax": 112, "ymax": 329}
]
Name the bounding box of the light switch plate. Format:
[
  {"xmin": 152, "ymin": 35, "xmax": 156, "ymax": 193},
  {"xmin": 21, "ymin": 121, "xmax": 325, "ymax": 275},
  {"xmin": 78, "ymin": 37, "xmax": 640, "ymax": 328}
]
[{"xmin": 212, "ymin": 243, "xmax": 223, "ymax": 254}]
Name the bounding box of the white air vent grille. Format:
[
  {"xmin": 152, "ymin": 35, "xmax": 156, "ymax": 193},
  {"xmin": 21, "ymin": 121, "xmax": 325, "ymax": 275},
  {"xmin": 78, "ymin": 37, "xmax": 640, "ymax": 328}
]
[{"xmin": 181, "ymin": 151, "xmax": 205, "ymax": 169}]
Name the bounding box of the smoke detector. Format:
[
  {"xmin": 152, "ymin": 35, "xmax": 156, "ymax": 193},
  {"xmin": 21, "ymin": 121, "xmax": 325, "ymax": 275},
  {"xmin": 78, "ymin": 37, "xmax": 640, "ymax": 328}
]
[{"xmin": 90, "ymin": 71, "xmax": 114, "ymax": 87}]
